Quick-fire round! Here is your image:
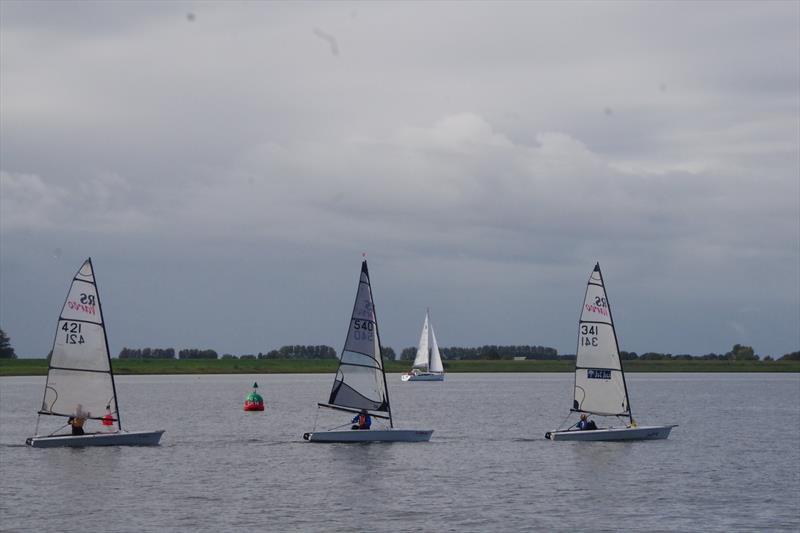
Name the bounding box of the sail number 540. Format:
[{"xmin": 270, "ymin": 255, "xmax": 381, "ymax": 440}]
[
  {"xmin": 353, "ymin": 319, "xmax": 374, "ymax": 340},
  {"xmin": 353, "ymin": 319, "xmax": 374, "ymax": 332}
]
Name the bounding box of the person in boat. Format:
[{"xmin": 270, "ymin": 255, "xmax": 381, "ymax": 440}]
[
  {"xmin": 351, "ymin": 409, "xmax": 372, "ymax": 430},
  {"xmin": 68, "ymin": 405, "xmax": 89, "ymax": 436},
  {"xmin": 576, "ymin": 414, "xmax": 597, "ymax": 431}
]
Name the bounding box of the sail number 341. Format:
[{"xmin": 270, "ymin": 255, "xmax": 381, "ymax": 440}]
[{"xmin": 580, "ymin": 324, "xmax": 599, "ymax": 347}]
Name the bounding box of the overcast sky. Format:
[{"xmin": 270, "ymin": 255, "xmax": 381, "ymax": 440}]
[{"xmin": 1, "ymin": 1, "xmax": 798, "ymax": 359}]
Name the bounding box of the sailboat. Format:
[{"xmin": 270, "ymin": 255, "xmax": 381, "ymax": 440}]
[
  {"xmin": 401, "ymin": 309, "xmax": 445, "ymax": 381},
  {"xmin": 26, "ymin": 258, "xmax": 164, "ymax": 448},
  {"xmin": 545, "ymin": 263, "xmax": 676, "ymax": 441},
  {"xmin": 303, "ymin": 259, "xmax": 433, "ymax": 443}
]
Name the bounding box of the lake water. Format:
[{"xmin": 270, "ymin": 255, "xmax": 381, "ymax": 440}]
[{"xmin": 1, "ymin": 373, "xmax": 798, "ymax": 532}]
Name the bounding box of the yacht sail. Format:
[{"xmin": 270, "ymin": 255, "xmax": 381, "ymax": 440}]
[
  {"xmin": 429, "ymin": 321, "xmax": 444, "ymax": 373},
  {"xmin": 325, "ymin": 260, "xmax": 391, "ymax": 419},
  {"xmin": 572, "ymin": 263, "xmax": 630, "ymax": 418},
  {"xmin": 39, "ymin": 259, "xmax": 120, "ymax": 426},
  {"xmin": 411, "ymin": 314, "xmax": 430, "ymax": 369}
]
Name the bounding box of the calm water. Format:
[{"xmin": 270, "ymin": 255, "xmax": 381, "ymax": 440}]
[{"xmin": 1, "ymin": 373, "xmax": 798, "ymax": 532}]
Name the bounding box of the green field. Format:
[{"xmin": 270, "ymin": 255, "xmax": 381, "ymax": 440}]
[{"xmin": 1, "ymin": 358, "xmax": 798, "ymax": 376}]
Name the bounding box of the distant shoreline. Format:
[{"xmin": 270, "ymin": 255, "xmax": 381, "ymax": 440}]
[{"xmin": 1, "ymin": 358, "xmax": 798, "ymax": 376}]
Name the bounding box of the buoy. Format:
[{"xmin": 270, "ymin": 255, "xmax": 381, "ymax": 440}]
[
  {"xmin": 243, "ymin": 382, "xmax": 264, "ymax": 411},
  {"xmin": 102, "ymin": 404, "xmax": 114, "ymax": 426}
]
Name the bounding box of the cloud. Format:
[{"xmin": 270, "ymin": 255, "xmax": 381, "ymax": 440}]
[
  {"xmin": 0, "ymin": 171, "xmax": 156, "ymax": 233},
  {"xmin": 157, "ymin": 111, "xmax": 796, "ymax": 276}
]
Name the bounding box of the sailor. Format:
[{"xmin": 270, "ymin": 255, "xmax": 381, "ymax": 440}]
[
  {"xmin": 576, "ymin": 414, "xmax": 597, "ymax": 431},
  {"xmin": 351, "ymin": 409, "xmax": 372, "ymax": 430},
  {"xmin": 68, "ymin": 405, "xmax": 89, "ymax": 435}
]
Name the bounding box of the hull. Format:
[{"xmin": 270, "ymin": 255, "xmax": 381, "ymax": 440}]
[
  {"xmin": 303, "ymin": 429, "xmax": 433, "ymax": 443},
  {"xmin": 26, "ymin": 430, "xmax": 165, "ymax": 448},
  {"xmin": 545, "ymin": 425, "xmax": 676, "ymax": 442},
  {"xmin": 401, "ymin": 372, "xmax": 444, "ymax": 382}
]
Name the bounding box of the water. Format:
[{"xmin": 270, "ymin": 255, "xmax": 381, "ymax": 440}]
[{"xmin": 1, "ymin": 373, "xmax": 798, "ymax": 532}]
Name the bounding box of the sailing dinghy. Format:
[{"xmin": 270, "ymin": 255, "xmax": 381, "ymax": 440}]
[
  {"xmin": 545, "ymin": 263, "xmax": 676, "ymax": 442},
  {"xmin": 26, "ymin": 259, "xmax": 164, "ymax": 448},
  {"xmin": 401, "ymin": 309, "xmax": 445, "ymax": 381},
  {"xmin": 303, "ymin": 260, "xmax": 433, "ymax": 443}
]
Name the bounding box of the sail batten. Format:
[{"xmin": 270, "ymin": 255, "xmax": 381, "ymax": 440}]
[
  {"xmin": 327, "ymin": 261, "xmax": 391, "ymax": 418},
  {"xmin": 39, "ymin": 259, "xmax": 120, "ymax": 428},
  {"xmin": 572, "ymin": 263, "xmax": 631, "ymax": 419}
]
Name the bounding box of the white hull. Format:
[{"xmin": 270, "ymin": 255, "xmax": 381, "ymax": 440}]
[
  {"xmin": 545, "ymin": 425, "xmax": 676, "ymax": 441},
  {"xmin": 303, "ymin": 428, "xmax": 433, "ymax": 443},
  {"xmin": 401, "ymin": 372, "xmax": 444, "ymax": 382},
  {"xmin": 26, "ymin": 430, "xmax": 165, "ymax": 448}
]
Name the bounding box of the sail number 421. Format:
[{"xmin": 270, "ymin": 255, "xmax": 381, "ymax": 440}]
[
  {"xmin": 61, "ymin": 322, "xmax": 85, "ymax": 344},
  {"xmin": 580, "ymin": 324, "xmax": 598, "ymax": 347}
]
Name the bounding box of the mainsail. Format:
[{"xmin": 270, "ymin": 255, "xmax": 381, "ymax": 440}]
[
  {"xmin": 412, "ymin": 313, "xmax": 430, "ymax": 369},
  {"xmin": 327, "ymin": 260, "xmax": 391, "ymax": 419},
  {"xmin": 39, "ymin": 258, "xmax": 120, "ymax": 427},
  {"xmin": 572, "ymin": 263, "xmax": 631, "ymax": 419}
]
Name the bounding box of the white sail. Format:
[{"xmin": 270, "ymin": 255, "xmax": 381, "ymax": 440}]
[
  {"xmin": 412, "ymin": 313, "xmax": 430, "ymax": 369},
  {"xmin": 573, "ymin": 263, "xmax": 630, "ymax": 418},
  {"xmin": 327, "ymin": 260, "xmax": 390, "ymax": 413},
  {"xmin": 429, "ymin": 322, "xmax": 444, "ymax": 373},
  {"xmin": 40, "ymin": 259, "xmax": 119, "ymax": 426}
]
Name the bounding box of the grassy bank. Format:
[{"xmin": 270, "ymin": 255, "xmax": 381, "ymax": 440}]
[{"xmin": 1, "ymin": 358, "xmax": 798, "ymax": 376}]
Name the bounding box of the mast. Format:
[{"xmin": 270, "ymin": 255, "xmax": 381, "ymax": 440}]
[
  {"xmin": 595, "ymin": 263, "xmax": 632, "ymax": 423},
  {"xmin": 364, "ymin": 260, "xmax": 393, "ymax": 428},
  {"xmin": 91, "ymin": 258, "xmax": 122, "ymax": 431},
  {"xmin": 426, "ymin": 307, "xmax": 430, "ymax": 369}
]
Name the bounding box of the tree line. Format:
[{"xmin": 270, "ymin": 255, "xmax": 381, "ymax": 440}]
[
  {"xmin": 117, "ymin": 345, "xmax": 399, "ymax": 360},
  {"xmin": 117, "ymin": 345, "xmax": 341, "ymax": 360},
  {"xmin": 400, "ymin": 344, "xmax": 559, "ymax": 361},
  {"xmin": 119, "ymin": 347, "xmax": 175, "ymax": 359},
  {"xmin": 616, "ymin": 344, "xmax": 786, "ymax": 361},
  {"xmin": 1, "ymin": 326, "xmax": 798, "ymax": 363},
  {"xmin": 113, "ymin": 343, "xmax": 800, "ymax": 362},
  {"xmin": 261, "ymin": 345, "xmax": 337, "ymax": 359}
]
